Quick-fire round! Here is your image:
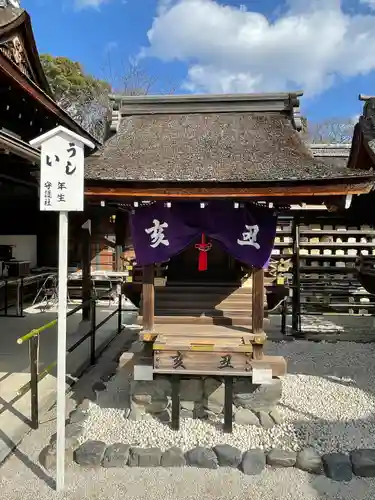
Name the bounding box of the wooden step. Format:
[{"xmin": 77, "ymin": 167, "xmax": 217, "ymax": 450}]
[
  {"xmin": 156, "ymin": 286, "xmax": 252, "ymax": 295},
  {"xmin": 165, "ymin": 282, "xmax": 242, "ymax": 287},
  {"xmin": 151, "ymin": 306, "xmax": 251, "ymax": 317},
  {"xmin": 154, "ymin": 333, "xmax": 265, "ymax": 351},
  {"xmin": 153, "ymin": 298, "xmax": 261, "ymax": 308},
  {"xmin": 138, "ymin": 315, "xmax": 270, "ymax": 326}
]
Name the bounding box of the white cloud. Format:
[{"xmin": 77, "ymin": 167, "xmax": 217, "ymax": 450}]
[
  {"xmin": 74, "ymin": 0, "xmax": 109, "ymax": 9},
  {"xmin": 141, "ymin": 0, "xmax": 375, "ymax": 96},
  {"xmin": 361, "ymin": 0, "xmax": 375, "ymax": 10}
]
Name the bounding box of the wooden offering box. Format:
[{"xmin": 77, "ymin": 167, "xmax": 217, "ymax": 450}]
[{"xmin": 152, "ymin": 330, "xmax": 286, "ymax": 377}]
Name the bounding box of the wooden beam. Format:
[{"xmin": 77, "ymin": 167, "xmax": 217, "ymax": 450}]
[
  {"xmin": 142, "ymin": 264, "xmax": 155, "ymax": 333},
  {"xmin": 252, "ymin": 267, "xmax": 264, "ymax": 360},
  {"xmin": 85, "ymin": 181, "xmax": 374, "ymax": 199}
]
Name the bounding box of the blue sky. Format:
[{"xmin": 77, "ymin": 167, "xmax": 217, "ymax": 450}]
[{"xmin": 22, "ymin": 0, "xmax": 375, "ymax": 123}]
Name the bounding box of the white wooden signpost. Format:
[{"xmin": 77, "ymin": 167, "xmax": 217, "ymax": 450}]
[{"xmin": 30, "ymin": 126, "xmax": 94, "ymax": 491}]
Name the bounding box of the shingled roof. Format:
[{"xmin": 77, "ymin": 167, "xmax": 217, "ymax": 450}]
[
  {"xmin": 309, "ymin": 143, "xmax": 351, "ymax": 169},
  {"xmin": 85, "ymin": 93, "xmax": 372, "ymax": 184}
]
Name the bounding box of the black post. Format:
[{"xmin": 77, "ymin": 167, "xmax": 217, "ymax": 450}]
[
  {"xmin": 223, "ymin": 376, "xmax": 233, "ymax": 433},
  {"xmin": 117, "ymin": 291, "xmax": 122, "ymax": 334},
  {"xmin": 281, "ymin": 298, "xmax": 287, "ymax": 335},
  {"xmin": 171, "ymin": 375, "xmax": 180, "ymax": 431},
  {"xmin": 19, "ymin": 277, "xmax": 24, "ymax": 317},
  {"xmin": 4, "ymin": 279, "xmax": 8, "ymax": 316},
  {"xmin": 30, "ymin": 336, "xmax": 39, "ymax": 429},
  {"xmin": 90, "ymin": 298, "xmax": 96, "ymax": 365},
  {"xmin": 82, "ymin": 225, "xmax": 92, "ymax": 322},
  {"xmin": 291, "ymin": 216, "xmax": 301, "ymax": 334}
]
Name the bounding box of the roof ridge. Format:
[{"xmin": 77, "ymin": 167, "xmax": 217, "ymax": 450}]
[{"xmin": 108, "ymin": 91, "xmax": 304, "ymax": 131}]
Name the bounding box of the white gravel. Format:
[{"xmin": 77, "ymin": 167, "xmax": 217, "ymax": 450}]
[
  {"xmin": 2, "ymin": 335, "xmax": 375, "ymax": 500},
  {"xmin": 80, "ymin": 340, "xmax": 375, "ymax": 454}
]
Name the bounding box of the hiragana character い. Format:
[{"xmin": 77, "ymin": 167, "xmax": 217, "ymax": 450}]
[{"xmin": 46, "ymin": 154, "xmax": 60, "ymax": 166}]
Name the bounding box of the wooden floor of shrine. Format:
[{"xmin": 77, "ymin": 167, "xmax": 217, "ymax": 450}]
[{"xmin": 140, "ymin": 322, "xmax": 285, "ymax": 341}]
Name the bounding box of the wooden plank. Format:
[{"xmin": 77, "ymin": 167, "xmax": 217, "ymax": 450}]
[
  {"xmin": 153, "ymin": 355, "xmax": 287, "ymax": 377},
  {"xmin": 85, "ymin": 181, "xmax": 374, "ymax": 199},
  {"xmin": 142, "ymin": 265, "xmax": 155, "ymax": 332},
  {"xmin": 153, "ymin": 330, "xmax": 266, "ymax": 342},
  {"xmin": 153, "ymin": 340, "xmax": 254, "ymax": 353},
  {"xmin": 154, "ymin": 350, "xmax": 252, "ymax": 371},
  {"xmin": 154, "ymin": 368, "xmax": 253, "ymax": 376}
]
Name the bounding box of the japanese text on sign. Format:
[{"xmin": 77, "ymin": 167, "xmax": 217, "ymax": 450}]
[{"xmin": 39, "ymin": 133, "xmax": 85, "ymax": 212}]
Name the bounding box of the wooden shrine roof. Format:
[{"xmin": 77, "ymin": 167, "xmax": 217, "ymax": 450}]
[
  {"xmin": 0, "ymin": 3, "xmax": 101, "ymax": 150},
  {"xmin": 0, "ymin": 5, "xmax": 51, "ymax": 94},
  {"xmin": 310, "ymin": 143, "xmax": 351, "ymax": 169},
  {"xmin": 85, "ymin": 93, "xmax": 372, "ymax": 186}
]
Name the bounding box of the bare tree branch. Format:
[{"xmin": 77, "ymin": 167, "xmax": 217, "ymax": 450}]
[{"xmin": 308, "ymin": 118, "xmax": 355, "ymax": 144}]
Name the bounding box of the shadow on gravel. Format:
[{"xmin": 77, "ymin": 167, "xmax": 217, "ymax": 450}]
[
  {"xmin": 265, "ymin": 339, "xmax": 375, "ymax": 498},
  {"xmin": 0, "ymin": 428, "xmax": 55, "ymax": 489}
]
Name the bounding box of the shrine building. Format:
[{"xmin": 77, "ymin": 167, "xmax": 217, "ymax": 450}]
[{"xmin": 83, "ymin": 92, "xmax": 375, "ymax": 334}]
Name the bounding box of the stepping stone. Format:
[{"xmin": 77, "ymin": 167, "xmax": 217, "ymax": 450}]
[
  {"xmin": 351, "ymin": 449, "xmax": 375, "ymax": 477},
  {"xmin": 50, "ymin": 423, "xmax": 83, "ymax": 450},
  {"xmin": 39, "ymin": 445, "xmax": 73, "ymax": 470},
  {"xmin": 74, "ymin": 440, "xmax": 106, "ymax": 467},
  {"xmin": 102, "ymin": 443, "xmax": 130, "ymax": 468},
  {"xmin": 267, "ymin": 449, "xmax": 296, "ymax": 467},
  {"xmin": 234, "ymin": 408, "xmax": 259, "ymax": 426},
  {"xmin": 161, "ymin": 447, "xmax": 186, "ymax": 467},
  {"xmin": 258, "ymin": 411, "xmax": 274, "ymax": 429},
  {"xmin": 128, "ymin": 447, "xmax": 162, "ymax": 467},
  {"xmin": 322, "ymin": 453, "xmax": 352, "ymax": 482},
  {"xmin": 296, "ymin": 448, "xmax": 323, "ymax": 474},
  {"xmin": 213, "ymin": 444, "xmax": 242, "ymax": 468},
  {"xmin": 77, "ymin": 399, "xmax": 91, "ymax": 412},
  {"xmin": 240, "ymin": 449, "xmax": 266, "ymax": 475},
  {"xmin": 269, "ymin": 408, "xmax": 284, "ymax": 425},
  {"xmin": 185, "ymin": 447, "xmax": 218, "ymax": 469},
  {"xmin": 69, "ymin": 409, "xmax": 87, "ymax": 424}
]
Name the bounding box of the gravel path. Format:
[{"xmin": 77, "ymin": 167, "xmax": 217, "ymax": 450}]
[
  {"xmin": 2, "ymin": 338, "xmax": 375, "ymax": 499},
  {"xmin": 80, "ymin": 341, "xmax": 375, "ymax": 454}
]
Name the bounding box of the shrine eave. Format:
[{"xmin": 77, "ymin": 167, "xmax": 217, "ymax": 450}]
[
  {"xmin": 0, "ymin": 7, "xmax": 51, "ymax": 95},
  {"xmin": 84, "ymin": 177, "xmax": 375, "ymax": 200},
  {"xmin": 0, "ymin": 129, "xmax": 39, "ymax": 163},
  {"xmin": 0, "ymin": 51, "xmax": 101, "ymax": 150}
]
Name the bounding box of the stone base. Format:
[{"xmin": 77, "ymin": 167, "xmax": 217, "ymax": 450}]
[{"xmin": 129, "ymin": 376, "xmax": 283, "ymax": 427}]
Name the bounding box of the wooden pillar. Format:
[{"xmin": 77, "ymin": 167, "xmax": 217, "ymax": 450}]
[
  {"xmin": 142, "ymin": 264, "xmax": 155, "ymax": 332},
  {"xmin": 81, "ymin": 220, "xmax": 92, "ymax": 321},
  {"xmin": 252, "ymin": 267, "xmax": 264, "ymax": 359},
  {"xmin": 114, "ymin": 210, "xmax": 126, "ymax": 272}
]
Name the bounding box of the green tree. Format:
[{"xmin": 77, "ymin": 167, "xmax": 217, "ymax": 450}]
[{"xmin": 40, "ymin": 54, "xmax": 112, "ymax": 141}]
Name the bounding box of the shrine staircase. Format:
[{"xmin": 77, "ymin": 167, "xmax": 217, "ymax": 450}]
[{"xmin": 138, "ymin": 282, "xmax": 269, "ymax": 327}]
